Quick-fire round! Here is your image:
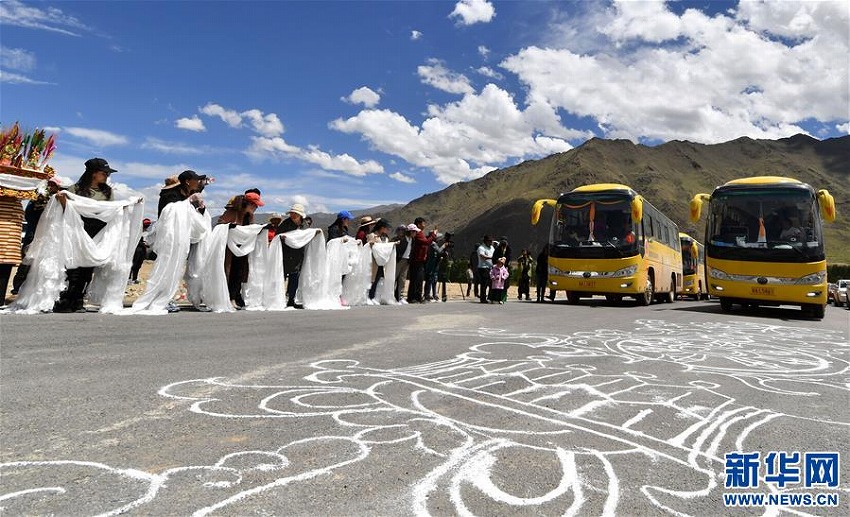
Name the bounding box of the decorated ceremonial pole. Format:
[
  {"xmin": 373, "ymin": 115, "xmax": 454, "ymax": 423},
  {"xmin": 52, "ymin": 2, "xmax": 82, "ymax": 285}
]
[{"xmin": 0, "ymin": 122, "xmax": 57, "ymax": 304}]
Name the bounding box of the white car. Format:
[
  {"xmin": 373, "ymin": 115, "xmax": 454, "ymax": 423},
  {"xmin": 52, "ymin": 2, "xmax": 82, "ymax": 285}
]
[{"xmin": 835, "ymin": 279, "xmax": 849, "ymax": 307}]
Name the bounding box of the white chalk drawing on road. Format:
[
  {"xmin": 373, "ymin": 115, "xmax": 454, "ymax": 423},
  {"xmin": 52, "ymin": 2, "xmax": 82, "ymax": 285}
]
[{"xmin": 2, "ymin": 319, "xmax": 847, "ymax": 515}]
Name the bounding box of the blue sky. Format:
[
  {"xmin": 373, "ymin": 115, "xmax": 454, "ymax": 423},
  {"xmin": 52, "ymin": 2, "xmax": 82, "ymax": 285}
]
[{"xmin": 2, "ymin": 0, "xmax": 848, "ymax": 218}]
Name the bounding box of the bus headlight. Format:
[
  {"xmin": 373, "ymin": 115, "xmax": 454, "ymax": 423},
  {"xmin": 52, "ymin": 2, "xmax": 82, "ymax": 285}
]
[
  {"xmin": 684, "ymin": 279, "xmax": 694, "ymax": 286},
  {"xmin": 610, "ymin": 265, "xmax": 638, "ymax": 278},
  {"xmin": 548, "ymin": 265, "xmax": 567, "ymax": 276},
  {"xmin": 796, "ymin": 272, "xmax": 826, "ymax": 285},
  {"xmin": 708, "ymin": 267, "xmax": 731, "ymax": 280}
]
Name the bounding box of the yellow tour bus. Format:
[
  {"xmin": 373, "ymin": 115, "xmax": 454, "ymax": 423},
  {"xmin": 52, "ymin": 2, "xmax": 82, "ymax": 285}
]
[
  {"xmin": 690, "ymin": 176, "xmax": 836, "ymax": 319},
  {"xmin": 532, "ymin": 184, "xmax": 682, "ymax": 305},
  {"xmin": 679, "ymin": 232, "xmax": 707, "ymax": 300}
]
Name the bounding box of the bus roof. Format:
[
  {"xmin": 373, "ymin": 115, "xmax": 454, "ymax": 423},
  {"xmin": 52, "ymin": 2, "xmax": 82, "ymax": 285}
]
[
  {"xmin": 715, "ymin": 176, "xmax": 815, "ymax": 195},
  {"xmin": 570, "ymin": 183, "xmax": 635, "ymax": 195},
  {"xmin": 723, "ymin": 176, "xmax": 803, "ymax": 186}
]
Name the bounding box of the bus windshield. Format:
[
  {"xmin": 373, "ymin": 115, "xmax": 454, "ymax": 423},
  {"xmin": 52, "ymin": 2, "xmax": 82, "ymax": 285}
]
[
  {"xmin": 707, "ymin": 188, "xmax": 824, "ymax": 262},
  {"xmin": 551, "ymin": 192, "xmax": 639, "ymax": 258}
]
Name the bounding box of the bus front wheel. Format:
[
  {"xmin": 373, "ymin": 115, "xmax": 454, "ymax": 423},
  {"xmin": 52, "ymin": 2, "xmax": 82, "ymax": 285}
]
[
  {"xmin": 638, "ymin": 279, "xmax": 653, "ymax": 306},
  {"xmin": 719, "ymin": 298, "xmax": 733, "ymax": 312},
  {"xmin": 665, "ymin": 275, "xmax": 677, "ymax": 303}
]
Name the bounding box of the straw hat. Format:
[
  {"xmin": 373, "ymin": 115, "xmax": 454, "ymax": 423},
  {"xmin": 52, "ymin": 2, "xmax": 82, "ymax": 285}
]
[
  {"xmin": 359, "ymin": 215, "xmax": 380, "ymax": 228},
  {"xmin": 161, "ymin": 175, "xmax": 180, "ymax": 190}
]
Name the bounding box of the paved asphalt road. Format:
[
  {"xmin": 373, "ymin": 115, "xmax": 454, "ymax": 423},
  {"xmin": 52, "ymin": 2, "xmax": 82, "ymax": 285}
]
[{"xmin": 1, "ymin": 299, "xmax": 848, "ymax": 516}]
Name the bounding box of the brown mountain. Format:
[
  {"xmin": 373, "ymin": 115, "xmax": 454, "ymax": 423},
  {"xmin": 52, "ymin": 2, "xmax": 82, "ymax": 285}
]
[{"xmin": 378, "ymin": 134, "xmax": 850, "ymax": 263}]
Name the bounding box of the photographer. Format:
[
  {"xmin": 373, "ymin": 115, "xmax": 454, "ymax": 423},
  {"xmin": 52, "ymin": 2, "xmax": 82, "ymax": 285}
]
[{"xmin": 158, "ymin": 170, "xmax": 210, "ymax": 216}]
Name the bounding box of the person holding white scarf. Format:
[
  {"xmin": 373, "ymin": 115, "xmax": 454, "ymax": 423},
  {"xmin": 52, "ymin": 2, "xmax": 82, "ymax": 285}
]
[
  {"xmin": 53, "ymin": 158, "xmax": 117, "ymax": 312},
  {"xmin": 10, "ymin": 158, "xmax": 144, "ymax": 314},
  {"xmin": 216, "ymin": 192, "xmax": 265, "ymax": 309}
]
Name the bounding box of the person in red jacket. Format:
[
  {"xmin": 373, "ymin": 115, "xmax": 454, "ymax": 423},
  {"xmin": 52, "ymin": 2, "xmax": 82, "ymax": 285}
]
[{"xmin": 407, "ymin": 216, "xmax": 437, "ymax": 303}]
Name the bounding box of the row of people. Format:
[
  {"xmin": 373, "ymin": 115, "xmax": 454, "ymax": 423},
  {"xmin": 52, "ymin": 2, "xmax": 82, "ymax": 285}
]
[{"xmin": 4, "ymin": 158, "xmax": 467, "ymax": 314}]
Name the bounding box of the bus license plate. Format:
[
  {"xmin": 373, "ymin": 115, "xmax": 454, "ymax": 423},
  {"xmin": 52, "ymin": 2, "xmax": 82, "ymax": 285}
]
[
  {"xmin": 751, "ymin": 286, "xmax": 775, "ymax": 296},
  {"xmin": 578, "ymin": 280, "xmax": 596, "ymax": 288}
]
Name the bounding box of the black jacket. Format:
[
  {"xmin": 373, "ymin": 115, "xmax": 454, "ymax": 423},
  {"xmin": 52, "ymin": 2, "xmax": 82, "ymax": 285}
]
[
  {"xmin": 157, "ymin": 187, "xmax": 189, "ymax": 216},
  {"xmin": 277, "ymin": 217, "xmax": 305, "ymax": 273}
]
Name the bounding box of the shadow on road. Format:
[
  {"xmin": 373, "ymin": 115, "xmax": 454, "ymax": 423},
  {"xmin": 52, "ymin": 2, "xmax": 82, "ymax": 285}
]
[{"xmin": 671, "ymin": 302, "xmax": 825, "ymax": 322}]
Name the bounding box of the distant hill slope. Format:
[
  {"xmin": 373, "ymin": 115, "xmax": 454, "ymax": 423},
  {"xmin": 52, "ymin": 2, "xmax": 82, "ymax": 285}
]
[{"xmin": 379, "ymin": 134, "xmax": 850, "ymax": 263}]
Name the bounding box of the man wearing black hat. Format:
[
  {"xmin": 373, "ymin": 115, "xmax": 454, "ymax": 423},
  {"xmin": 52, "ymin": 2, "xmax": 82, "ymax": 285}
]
[
  {"xmin": 53, "ymin": 158, "xmax": 117, "ymax": 312},
  {"xmin": 157, "ymin": 169, "xmax": 208, "ymax": 216}
]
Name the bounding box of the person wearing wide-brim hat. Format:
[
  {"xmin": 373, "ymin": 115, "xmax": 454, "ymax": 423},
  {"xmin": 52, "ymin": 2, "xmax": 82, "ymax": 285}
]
[
  {"xmin": 276, "ymin": 203, "xmax": 308, "ymax": 308},
  {"xmin": 355, "ymin": 215, "xmax": 380, "ymax": 244},
  {"xmin": 356, "ymin": 215, "xmax": 380, "ymax": 244}
]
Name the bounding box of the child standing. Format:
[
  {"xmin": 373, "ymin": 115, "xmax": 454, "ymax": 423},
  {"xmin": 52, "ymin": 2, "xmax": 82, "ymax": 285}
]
[{"xmin": 489, "ymin": 256, "xmax": 509, "ymax": 304}]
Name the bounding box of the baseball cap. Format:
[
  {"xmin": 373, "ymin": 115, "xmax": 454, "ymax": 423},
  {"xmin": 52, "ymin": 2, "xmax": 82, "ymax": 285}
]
[
  {"xmin": 178, "ymin": 170, "xmax": 207, "ymax": 183},
  {"xmin": 85, "ymin": 157, "xmax": 117, "ymax": 174},
  {"xmin": 245, "ymin": 192, "xmax": 264, "ymax": 207},
  {"xmin": 406, "ymin": 223, "xmax": 419, "ymax": 232},
  {"xmin": 338, "ymin": 210, "xmax": 354, "ymax": 220}
]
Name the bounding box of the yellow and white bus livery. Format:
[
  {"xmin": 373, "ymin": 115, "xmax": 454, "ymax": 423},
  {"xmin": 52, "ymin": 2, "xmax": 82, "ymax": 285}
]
[
  {"xmin": 690, "ymin": 176, "xmax": 836, "ymax": 319},
  {"xmin": 532, "ymin": 184, "xmax": 682, "ymax": 305}
]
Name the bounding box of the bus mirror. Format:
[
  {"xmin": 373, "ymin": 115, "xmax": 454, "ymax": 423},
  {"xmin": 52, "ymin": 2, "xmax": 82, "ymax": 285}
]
[
  {"xmin": 631, "ymin": 197, "xmax": 643, "ymax": 223},
  {"xmin": 817, "ymin": 189, "xmax": 836, "ymax": 223},
  {"xmin": 531, "ymin": 199, "xmax": 556, "ymax": 225},
  {"xmin": 690, "ymin": 194, "xmax": 710, "ymax": 222}
]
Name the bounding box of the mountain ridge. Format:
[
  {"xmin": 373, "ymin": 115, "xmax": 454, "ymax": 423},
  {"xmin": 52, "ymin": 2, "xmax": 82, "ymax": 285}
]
[{"xmin": 376, "ymin": 134, "xmax": 850, "ymax": 263}]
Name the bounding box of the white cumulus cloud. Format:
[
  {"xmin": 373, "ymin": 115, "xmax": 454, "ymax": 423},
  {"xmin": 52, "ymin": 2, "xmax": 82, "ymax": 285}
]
[
  {"xmin": 331, "ymin": 84, "xmax": 586, "ymax": 184},
  {"xmin": 389, "ymin": 172, "xmax": 416, "ymax": 184},
  {"xmin": 343, "ymin": 86, "xmax": 381, "ymax": 108},
  {"xmin": 142, "ymin": 137, "xmax": 205, "ymax": 155},
  {"xmin": 478, "ymin": 45, "xmax": 490, "ymax": 58},
  {"xmin": 476, "ymin": 66, "xmax": 503, "ymax": 80},
  {"xmin": 418, "ymin": 59, "xmax": 474, "ymax": 95},
  {"xmin": 411, "ymin": 30, "xmax": 423, "ymax": 41},
  {"xmin": 199, "ymin": 103, "xmax": 284, "ymax": 137},
  {"xmin": 64, "ymin": 127, "xmax": 128, "ymax": 147},
  {"xmin": 175, "ymin": 115, "xmax": 206, "ymax": 132},
  {"xmin": 501, "ymin": 0, "xmax": 849, "ymax": 144},
  {"xmin": 249, "ymin": 136, "xmax": 384, "ymax": 177},
  {"xmin": 200, "ymin": 103, "xmax": 244, "ymax": 129},
  {"xmin": 450, "ymin": 0, "xmax": 495, "ymax": 26}
]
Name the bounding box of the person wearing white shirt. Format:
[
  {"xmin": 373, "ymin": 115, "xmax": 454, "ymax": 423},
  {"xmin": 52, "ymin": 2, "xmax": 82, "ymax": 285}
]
[{"xmin": 476, "ymin": 235, "xmax": 495, "ymax": 303}]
